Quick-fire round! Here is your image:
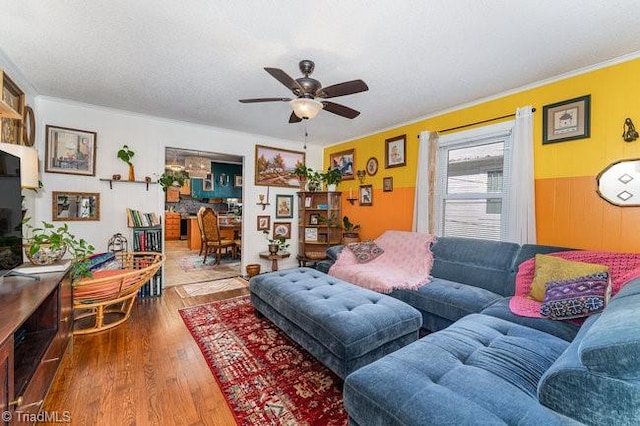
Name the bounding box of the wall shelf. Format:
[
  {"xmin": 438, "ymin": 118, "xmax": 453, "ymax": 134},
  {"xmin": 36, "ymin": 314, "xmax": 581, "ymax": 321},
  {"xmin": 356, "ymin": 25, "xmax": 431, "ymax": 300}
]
[{"xmin": 100, "ymin": 178, "xmax": 157, "ymax": 191}]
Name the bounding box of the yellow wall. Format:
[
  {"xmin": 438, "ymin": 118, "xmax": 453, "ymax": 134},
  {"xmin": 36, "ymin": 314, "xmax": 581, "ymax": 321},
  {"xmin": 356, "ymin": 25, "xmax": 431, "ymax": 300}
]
[{"xmin": 325, "ymin": 57, "xmax": 640, "ymax": 251}]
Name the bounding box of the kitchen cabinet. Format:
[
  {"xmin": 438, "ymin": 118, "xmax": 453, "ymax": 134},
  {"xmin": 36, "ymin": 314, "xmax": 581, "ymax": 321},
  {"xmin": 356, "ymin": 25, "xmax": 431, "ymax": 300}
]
[{"xmin": 165, "ymin": 212, "xmax": 181, "ymax": 240}]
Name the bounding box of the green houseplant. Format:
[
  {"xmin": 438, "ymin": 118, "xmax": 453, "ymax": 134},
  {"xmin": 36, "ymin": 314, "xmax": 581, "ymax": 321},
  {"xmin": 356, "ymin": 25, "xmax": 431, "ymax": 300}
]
[
  {"xmin": 117, "ymin": 144, "xmax": 136, "ymax": 181},
  {"xmin": 341, "ymin": 215, "xmax": 361, "ymax": 244},
  {"xmin": 321, "ymin": 167, "xmax": 342, "ymax": 191},
  {"xmin": 263, "ymin": 230, "xmax": 290, "ymax": 254},
  {"xmin": 158, "ymin": 170, "xmax": 190, "ymax": 192},
  {"xmin": 23, "ymin": 219, "xmax": 95, "ymax": 280}
]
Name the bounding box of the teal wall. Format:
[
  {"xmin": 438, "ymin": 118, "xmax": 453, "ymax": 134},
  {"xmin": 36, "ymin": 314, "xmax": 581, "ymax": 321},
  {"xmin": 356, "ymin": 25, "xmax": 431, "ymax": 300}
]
[{"xmin": 191, "ymin": 162, "xmax": 242, "ymax": 199}]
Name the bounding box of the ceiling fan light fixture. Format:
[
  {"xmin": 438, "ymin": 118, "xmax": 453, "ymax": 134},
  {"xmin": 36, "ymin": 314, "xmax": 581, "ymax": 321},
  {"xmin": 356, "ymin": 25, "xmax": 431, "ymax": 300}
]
[{"xmin": 290, "ymin": 98, "xmax": 323, "ymax": 120}]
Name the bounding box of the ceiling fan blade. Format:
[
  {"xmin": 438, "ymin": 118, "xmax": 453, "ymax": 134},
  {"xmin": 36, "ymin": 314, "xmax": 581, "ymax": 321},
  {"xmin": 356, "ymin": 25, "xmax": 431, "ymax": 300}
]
[
  {"xmin": 288, "ymin": 112, "xmax": 303, "ymax": 123},
  {"xmin": 238, "ymin": 97, "xmax": 291, "ymax": 103},
  {"xmin": 318, "ymin": 79, "xmax": 368, "ymax": 98},
  {"xmin": 321, "ymin": 101, "xmax": 360, "ymax": 119},
  {"xmin": 264, "ymin": 67, "xmax": 303, "ymax": 93}
]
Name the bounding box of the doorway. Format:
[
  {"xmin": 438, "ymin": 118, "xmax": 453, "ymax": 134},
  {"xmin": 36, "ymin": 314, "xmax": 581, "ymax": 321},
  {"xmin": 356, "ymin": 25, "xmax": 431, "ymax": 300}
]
[{"xmin": 162, "ymin": 147, "xmax": 244, "ymax": 288}]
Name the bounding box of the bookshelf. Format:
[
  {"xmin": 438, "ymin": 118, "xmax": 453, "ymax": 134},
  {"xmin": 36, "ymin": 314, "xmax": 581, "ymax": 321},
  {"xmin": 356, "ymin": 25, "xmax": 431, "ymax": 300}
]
[
  {"xmin": 131, "ymin": 226, "xmax": 163, "ymax": 298},
  {"xmin": 296, "ymin": 191, "xmax": 342, "ymax": 266}
]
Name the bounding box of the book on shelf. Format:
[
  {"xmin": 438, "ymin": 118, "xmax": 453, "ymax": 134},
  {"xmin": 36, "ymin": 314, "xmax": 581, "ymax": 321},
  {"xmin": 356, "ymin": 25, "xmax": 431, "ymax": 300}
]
[{"xmin": 126, "ymin": 208, "xmax": 161, "ymax": 228}]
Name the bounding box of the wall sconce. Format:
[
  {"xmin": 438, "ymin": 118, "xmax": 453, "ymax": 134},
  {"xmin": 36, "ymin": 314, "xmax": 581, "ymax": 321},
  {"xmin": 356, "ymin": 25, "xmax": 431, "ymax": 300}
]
[
  {"xmin": 623, "ymin": 118, "xmax": 639, "ymax": 142},
  {"xmin": 219, "ymin": 172, "xmax": 230, "ymax": 186},
  {"xmin": 356, "ymin": 170, "xmax": 366, "ymax": 184},
  {"xmin": 257, "ymin": 186, "xmax": 270, "ymax": 210}
]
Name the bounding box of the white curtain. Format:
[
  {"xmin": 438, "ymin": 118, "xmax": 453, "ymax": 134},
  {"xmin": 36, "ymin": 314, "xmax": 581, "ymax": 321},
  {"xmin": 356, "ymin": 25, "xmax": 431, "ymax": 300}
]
[
  {"xmin": 507, "ymin": 105, "xmax": 536, "ymax": 244},
  {"xmin": 413, "ymin": 131, "xmax": 437, "ymax": 233}
]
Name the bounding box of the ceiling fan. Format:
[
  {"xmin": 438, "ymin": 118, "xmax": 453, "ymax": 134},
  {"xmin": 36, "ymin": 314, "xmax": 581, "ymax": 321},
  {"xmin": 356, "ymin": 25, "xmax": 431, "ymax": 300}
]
[{"xmin": 239, "ymin": 59, "xmax": 368, "ymax": 123}]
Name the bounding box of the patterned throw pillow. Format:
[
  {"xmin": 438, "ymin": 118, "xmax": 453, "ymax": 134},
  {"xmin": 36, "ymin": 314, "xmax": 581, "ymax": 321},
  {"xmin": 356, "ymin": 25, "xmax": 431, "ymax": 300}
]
[
  {"xmin": 346, "ymin": 241, "xmax": 384, "ymax": 264},
  {"xmin": 529, "ymin": 254, "xmax": 608, "ymax": 301},
  {"xmin": 540, "ymin": 272, "xmax": 611, "ymax": 320}
]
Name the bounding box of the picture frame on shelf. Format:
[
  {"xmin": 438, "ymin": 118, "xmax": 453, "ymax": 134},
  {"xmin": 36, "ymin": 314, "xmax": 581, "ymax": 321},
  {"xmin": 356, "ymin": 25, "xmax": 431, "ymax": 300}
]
[
  {"xmin": 45, "ymin": 125, "xmax": 97, "ymax": 176},
  {"xmin": 304, "ymin": 196, "xmax": 312, "ymax": 208},
  {"xmin": 257, "ymin": 215, "xmax": 270, "ymax": 231},
  {"xmin": 273, "ymin": 222, "xmax": 291, "ymax": 239},
  {"xmin": 309, "ymin": 213, "xmax": 320, "ymax": 225},
  {"xmin": 234, "ymin": 175, "xmax": 242, "ymax": 187},
  {"xmin": 542, "ymin": 95, "xmax": 591, "ymax": 144},
  {"xmin": 360, "ymin": 184, "xmax": 373, "ymax": 206},
  {"xmin": 383, "ymin": 176, "xmax": 393, "ymax": 192},
  {"xmin": 255, "ymin": 144, "xmax": 305, "ymax": 188},
  {"xmin": 385, "ymin": 134, "xmax": 406, "ymax": 168},
  {"xmin": 318, "ymin": 232, "xmax": 328, "ymax": 243},
  {"xmin": 304, "ymin": 227, "xmax": 318, "ymax": 242},
  {"xmin": 329, "ymin": 149, "xmax": 355, "ymax": 180},
  {"xmin": 275, "ymin": 194, "xmax": 294, "ymax": 218}
]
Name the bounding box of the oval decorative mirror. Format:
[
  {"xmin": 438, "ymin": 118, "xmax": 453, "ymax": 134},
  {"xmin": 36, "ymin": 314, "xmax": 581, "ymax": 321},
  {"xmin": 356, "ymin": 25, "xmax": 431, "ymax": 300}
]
[
  {"xmin": 52, "ymin": 191, "xmax": 100, "ymax": 221},
  {"xmin": 596, "ymin": 158, "xmax": 640, "ymax": 206}
]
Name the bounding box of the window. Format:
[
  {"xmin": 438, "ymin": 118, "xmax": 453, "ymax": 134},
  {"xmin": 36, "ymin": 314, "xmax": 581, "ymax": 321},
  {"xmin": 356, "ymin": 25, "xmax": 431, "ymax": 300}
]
[{"xmin": 436, "ymin": 122, "xmax": 513, "ymax": 241}]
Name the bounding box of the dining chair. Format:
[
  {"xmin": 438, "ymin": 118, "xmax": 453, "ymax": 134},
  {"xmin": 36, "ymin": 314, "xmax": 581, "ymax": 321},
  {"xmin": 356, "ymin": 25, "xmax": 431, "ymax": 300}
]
[{"xmin": 201, "ymin": 207, "xmax": 236, "ymax": 264}]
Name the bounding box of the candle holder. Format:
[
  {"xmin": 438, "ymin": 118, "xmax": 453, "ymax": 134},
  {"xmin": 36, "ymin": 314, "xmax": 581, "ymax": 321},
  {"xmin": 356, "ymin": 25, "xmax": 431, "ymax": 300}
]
[
  {"xmin": 346, "ymin": 196, "xmax": 358, "ymax": 205},
  {"xmin": 257, "ymin": 188, "xmax": 270, "ymax": 210},
  {"xmin": 356, "ymin": 170, "xmax": 366, "ymax": 184}
]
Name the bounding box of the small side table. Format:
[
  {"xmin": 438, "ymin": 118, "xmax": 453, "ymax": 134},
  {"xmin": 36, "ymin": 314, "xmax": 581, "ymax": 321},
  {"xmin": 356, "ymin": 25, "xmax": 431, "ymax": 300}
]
[{"xmin": 259, "ymin": 251, "xmax": 291, "ymax": 272}]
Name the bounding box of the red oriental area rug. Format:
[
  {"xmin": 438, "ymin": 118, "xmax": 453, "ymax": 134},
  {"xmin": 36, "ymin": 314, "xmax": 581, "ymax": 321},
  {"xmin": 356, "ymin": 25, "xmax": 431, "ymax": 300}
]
[{"xmin": 179, "ymin": 296, "xmax": 348, "ymax": 426}]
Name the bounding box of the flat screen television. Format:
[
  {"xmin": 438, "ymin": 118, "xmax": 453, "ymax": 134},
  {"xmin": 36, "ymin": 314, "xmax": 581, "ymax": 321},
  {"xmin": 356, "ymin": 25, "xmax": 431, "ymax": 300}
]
[{"xmin": 0, "ymin": 149, "xmax": 23, "ymax": 276}]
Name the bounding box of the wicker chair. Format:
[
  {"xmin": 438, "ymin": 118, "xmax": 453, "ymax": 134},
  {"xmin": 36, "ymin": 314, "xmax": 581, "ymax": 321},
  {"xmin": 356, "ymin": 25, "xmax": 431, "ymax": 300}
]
[
  {"xmin": 201, "ymin": 207, "xmax": 236, "ymax": 264},
  {"xmin": 73, "ymin": 252, "xmax": 165, "ymax": 335}
]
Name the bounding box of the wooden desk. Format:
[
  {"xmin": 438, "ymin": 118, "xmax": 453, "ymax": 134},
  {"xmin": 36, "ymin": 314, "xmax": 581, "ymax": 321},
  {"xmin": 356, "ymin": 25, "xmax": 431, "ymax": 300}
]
[{"xmin": 259, "ymin": 251, "xmax": 291, "ymax": 271}]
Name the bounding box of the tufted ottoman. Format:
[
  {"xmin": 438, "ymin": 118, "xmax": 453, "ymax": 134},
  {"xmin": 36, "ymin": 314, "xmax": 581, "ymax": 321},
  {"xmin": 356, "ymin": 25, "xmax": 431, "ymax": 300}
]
[{"xmin": 249, "ymin": 267, "xmax": 422, "ymax": 379}]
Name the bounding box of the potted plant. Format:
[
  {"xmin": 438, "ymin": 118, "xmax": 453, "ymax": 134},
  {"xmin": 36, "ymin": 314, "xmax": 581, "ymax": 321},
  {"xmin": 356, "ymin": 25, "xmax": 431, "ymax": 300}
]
[
  {"xmin": 263, "ymin": 230, "xmax": 290, "ymax": 254},
  {"xmin": 117, "ymin": 144, "xmax": 136, "ymax": 181},
  {"xmin": 23, "ymin": 219, "xmax": 95, "ymax": 280},
  {"xmin": 158, "ymin": 170, "xmax": 190, "ymax": 192},
  {"xmin": 321, "ymin": 167, "xmax": 342, "ymax": 191},
  {"xmin": 293, "ymin": 163, "xmax": 312, "ymax": 190},
  {"xmin": 307, "ymin": 170, "xmax": 323, "ymax": 192},
  {"xmin": 341, "ymin": 215, "xmax": 361, "ymax": 244}
]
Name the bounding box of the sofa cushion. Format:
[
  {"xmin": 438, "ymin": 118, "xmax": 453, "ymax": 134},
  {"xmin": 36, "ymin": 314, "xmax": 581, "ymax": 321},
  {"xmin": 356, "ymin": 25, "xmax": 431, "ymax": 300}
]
[
  {"xmin": 344, "ymin": 314, "xmax": 571, "ymax": 426},
  {"xmin": 346, "ymin": 241, "xmax": 384, "ymax": 263},
  {"xmin": 325, "ymin": 244, "xmax": 344, "ymax": 261},
  {"xmin": 540, "ymin": 272, "xmax": 611, "ymax": 320},
  {"xmin": 390, "ymin": 278, "xmax": 503, "ymax": 327},
  {"xmin": 430, "ymin": 237, "xmax": 520, "ymax": 296},
  {"xmin": 530, "ymin": 254, "xmax": 608, "ymax": 301}
]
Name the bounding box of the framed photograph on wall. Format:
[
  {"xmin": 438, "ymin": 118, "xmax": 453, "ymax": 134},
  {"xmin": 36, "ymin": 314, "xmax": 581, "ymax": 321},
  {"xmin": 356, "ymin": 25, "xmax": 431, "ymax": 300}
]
[
  {"xmin": 203, "ymin": 173, "xmax": 214, "ymax": 191},
  {"xmin": 329, "ymin": 149, "xmax": 355, "ymax": 180},
  {"xmin": 542, "ymin": 95, "xmax": 591, "ymax": 144},
  {"xmin": 273, "ymin": 222, "xmax": 291, "ymax": 239},
  {"xmin": 255, "ymin": 144, "xmax": 305, "ymax": 188},
  {"xmin": 257, "ymin": 215, "xmax": 270, "ymax": 231},
  {"xmin": 360, "ymin": 184, "xmax": 373, "ymax": 206},
  {"xmin": 275, "ymin": 194, "xmax": 294, "ymax": 218},
  {"xmin": 385, "ymin": 134, "xmax": 406, "ymax": 168},
  {"xmin": 45, "ymin": 125, "xmax": 97, "ymax": 176},
  {"xmin": 383, "ymin": 176, "xmax": 393, "ymax": 192},
  {"xmin": 234, "ymin": 175, "xmax": 243, "ymax": 187}
]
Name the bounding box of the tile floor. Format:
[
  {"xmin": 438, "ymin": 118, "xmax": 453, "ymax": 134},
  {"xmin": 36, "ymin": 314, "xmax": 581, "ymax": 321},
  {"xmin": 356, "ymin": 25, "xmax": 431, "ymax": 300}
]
[{"xmin": 163, "ymin": 239, "xmax": 241, "ymax": 287}]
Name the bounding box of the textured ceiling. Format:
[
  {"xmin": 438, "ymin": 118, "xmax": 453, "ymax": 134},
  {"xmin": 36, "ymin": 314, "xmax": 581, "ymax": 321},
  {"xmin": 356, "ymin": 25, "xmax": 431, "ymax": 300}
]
[{"xmin": 2, "ymin": 1, "xmax": 640, "ymax": 147}]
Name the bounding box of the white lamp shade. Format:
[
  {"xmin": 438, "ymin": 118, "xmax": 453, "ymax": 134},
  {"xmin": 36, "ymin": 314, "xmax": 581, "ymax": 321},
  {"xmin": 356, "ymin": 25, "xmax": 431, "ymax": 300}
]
[
  {"xmin": 0, "ymin": 143, "xmax": 39, "ymax": 189},
  {"xmin": 289, "ymin": 98, "xmax": 324, "ymax": 120}
]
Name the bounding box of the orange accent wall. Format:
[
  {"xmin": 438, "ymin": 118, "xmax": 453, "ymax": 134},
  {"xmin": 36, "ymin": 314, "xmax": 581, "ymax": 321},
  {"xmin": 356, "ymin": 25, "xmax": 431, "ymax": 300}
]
[{"xmin": 325, "ymin": 57, "xmax": 640, "ymax": 252}]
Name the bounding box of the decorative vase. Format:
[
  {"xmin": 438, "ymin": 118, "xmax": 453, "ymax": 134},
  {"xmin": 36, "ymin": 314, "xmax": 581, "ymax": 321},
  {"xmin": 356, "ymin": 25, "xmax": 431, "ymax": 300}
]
[
  {"xmin": 342, "ymin": 233, "xmax": 360, "ymax": 245},
  {"xmin": 128, "ymin": 164, "xmax": 135, "ymax": 181},
  {"xmin": 246, "ymin": 264, "xmax": 261, "ymax": 278},
  {"xmin": 268, "ymin": 244, "xmax": 279, "ymax": 255},
  {"xmin": 23, "ymin": 243, "xmax": 67, "ymax": 265},
  {"xmin": 327, "ymin": 184, "xmax": 337, "ymax": 192}
]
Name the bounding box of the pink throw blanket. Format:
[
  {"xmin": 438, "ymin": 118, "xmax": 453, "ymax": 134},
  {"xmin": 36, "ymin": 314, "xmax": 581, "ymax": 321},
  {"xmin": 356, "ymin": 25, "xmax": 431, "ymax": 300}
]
[
  {"xmin": 329, "ymin": 230, "xmax": 436, "ymax": 293},
  {"xmin": 510, "ymin": 250, "xmax": 640, "ymax": 318}
]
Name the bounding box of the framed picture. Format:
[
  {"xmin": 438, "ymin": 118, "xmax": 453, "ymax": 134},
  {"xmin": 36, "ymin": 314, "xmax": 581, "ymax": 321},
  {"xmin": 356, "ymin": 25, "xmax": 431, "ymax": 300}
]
[
  {"xmin": 255, "ymin": 144, "xmax": 305, "ymax": 188},
  {"xmin": 275, "ymin": 194, "xmax": 294, "ymax": 218},
  {"xmin": 1, "ymin": 74, "xmax": 23, "ymax": 144},
  {"xmin": 383, "ymin": 176, "xmax": 393, "ymax": 192},
  {"xmin": 273, "ymin": 222, "xmax": 291, "ymax": 239},
  {"xmin": 329, "ymin": 149, "xmax": 355, "ymax": 180},
  {"xmin": 366, "ymin": 157, "xmax": 378, "ymax": 176},
  {"xmin": 542, "ymin": 95, "xmax": 591, "ymax": 144},
  {"xmin": 304, "ymin": 227, "xmax": 318, "ymax": 242},
  {"xmin": 257, "ymin": 215, "xmax": 270, "ymax": 231},
  {"xmin": 234, "ymin": 175, "xmax": 243, "ymax": 187},
  {"xmin": 360, "ymin": 184, "xmax": 373, "ymax": 206},
  {"xmin": 304, "ymin": 196, "xmax": 312, "ymax": 208},
  {"xmin": 318, "ymin": 233, "xmax": 328, "ymax": 243},
  {"xmin": 203, "ymin": 173, "xmax": 214, "ymax": 191},
  {"xmin": 45, "ymin": 125, "xmax": 97, "ymax": 176},
  {"xmin": 52, "ymin": 191, "xmax": 100, "ymax": 221},
  {"xmin": 385, "ymin": 134, "xmax": 406, "ymax": 168},
  {"xmin": 309, "ymin": 213, "xmax": 320, "ymax": 225}
]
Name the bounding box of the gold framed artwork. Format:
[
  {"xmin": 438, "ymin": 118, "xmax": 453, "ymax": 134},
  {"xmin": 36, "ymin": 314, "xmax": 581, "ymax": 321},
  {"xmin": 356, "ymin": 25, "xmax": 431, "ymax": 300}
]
[
  {"xmin": 255, "ymin": 144, "xmax": 305, "ymax": 188},
  {"xmin": 329, "ymin": 149, "xmax": 355, "ymax": 180},
  {"xmin": 45, "ymin": 125, "xmax": 97, "ymax": 176},
  {"xmin": 275, "ymin": 194, "xmax": 294, "ymax": 218},
  {"xmin": 542, "ymin": 95, "xmax": 591, "ymax": 144},
  {"xmin": 366, "ymin": 157, "xmax": 378, "ymax": 176},
  {"xmin": 385, "ymin": 134, "xmax": 406, "ymax": 168},
  {"xmin": 52, "ymin": 191, "xmax": 100, "ymax": 221},
  {"xmin": 383, "ymin": 176, "xmax": 393, "ymax": 192}
]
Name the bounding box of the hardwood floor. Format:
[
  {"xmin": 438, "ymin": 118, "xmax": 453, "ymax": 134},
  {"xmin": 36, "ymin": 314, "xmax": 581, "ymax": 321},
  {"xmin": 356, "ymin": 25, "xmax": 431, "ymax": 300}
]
[{"xmin": 42, "ymin": 242, "xmax": 248, "ymax": 425}]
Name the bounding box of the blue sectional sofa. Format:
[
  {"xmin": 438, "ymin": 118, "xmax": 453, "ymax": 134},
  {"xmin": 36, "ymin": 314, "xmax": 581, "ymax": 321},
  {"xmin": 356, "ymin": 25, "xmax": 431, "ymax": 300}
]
[{"xmin": 320, "ymin": 236, "xmax": 640, "ymax": 425}]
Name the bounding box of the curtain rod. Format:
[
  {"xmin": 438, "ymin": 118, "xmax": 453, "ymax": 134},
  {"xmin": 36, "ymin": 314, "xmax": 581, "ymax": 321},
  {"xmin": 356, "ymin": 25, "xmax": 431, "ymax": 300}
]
[{"xmin": 436, "ymin": 108, "xmax": 536, "ymax": 134}]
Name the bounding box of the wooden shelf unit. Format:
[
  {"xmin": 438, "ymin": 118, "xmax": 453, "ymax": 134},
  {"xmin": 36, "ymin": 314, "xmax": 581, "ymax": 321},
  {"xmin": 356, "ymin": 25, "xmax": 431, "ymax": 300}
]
[
  {"xmin": 0, "ymin": 69, "xmax": 25, "ymax": 145},
  {"xmin": 296, "ymin": 191, "xmax": 342, "ymax": 263},
  {"xmin": 100, "ymin": 178, "xmax": 157, "ymax": 191},
  {"xmin": 131, "ymin": 226, "xmax": 163, "ymax": 298}
]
